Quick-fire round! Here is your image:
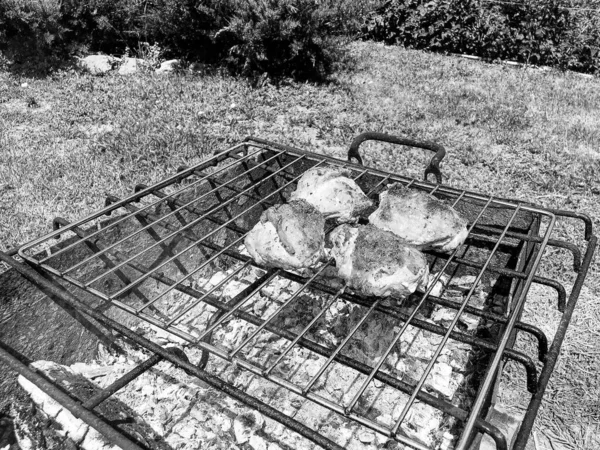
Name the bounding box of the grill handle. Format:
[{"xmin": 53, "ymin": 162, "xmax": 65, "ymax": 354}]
[{"xmin": 348, "ymin": 132, "xmax": 446, "ymax": 184}]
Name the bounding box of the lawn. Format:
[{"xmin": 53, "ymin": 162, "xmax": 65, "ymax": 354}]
[{"xmin": 1, "ymin": 42, "xmax": 599, "ymax": 449}]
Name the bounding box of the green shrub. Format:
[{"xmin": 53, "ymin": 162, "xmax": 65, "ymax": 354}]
[
  {"xmin": 363, "ymin": 0, "xmax": 600, "ymax": 74},
  {"xmin": 0, "ymin": 0, "xmax": 377, "ymax": 79},
  {"xmin": 214, "ymin": 0, "xmax": 350, "ymax": 80}
]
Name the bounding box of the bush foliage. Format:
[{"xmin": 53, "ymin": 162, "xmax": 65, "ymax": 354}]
[
  {"xmin": 0, "ymin": 0, "xmax": 378, "ymax": 79},
  {"xmin": 363, "ymin": 0, "xmax": 600, "ymax": 74}
]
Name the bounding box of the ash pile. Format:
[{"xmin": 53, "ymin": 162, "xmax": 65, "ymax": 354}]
[{"xmin": 16, "ymin": 258, "xmax": 491, "ymax": 450}]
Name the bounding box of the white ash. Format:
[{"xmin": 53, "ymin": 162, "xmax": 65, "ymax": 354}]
[{"xmin": 21, "ymin": 258, "xmax": 491, "ymax": 450}]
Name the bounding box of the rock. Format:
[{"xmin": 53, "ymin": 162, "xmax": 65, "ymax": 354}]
[
  {"xmin": 78, "ymin": 55, "xmax": 116, "ymax": 75},
  {"xmin": 358, "ymin": 430, "xmax": 375, "ymax": 443},
  {"xmin": 118, "ymin": 57, "xmax": 147, "ymax": 75},
  {"xmin": 156, "ymin": 59, "xmax": 181, "ymax": 74}
]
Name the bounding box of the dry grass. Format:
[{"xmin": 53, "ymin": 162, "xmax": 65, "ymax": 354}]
[{"xmin": 1, "ymin": 42, "xmax": 599, "ymax": 449}]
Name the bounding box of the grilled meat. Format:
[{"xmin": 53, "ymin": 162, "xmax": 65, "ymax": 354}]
[
  {"xmin": 328, "ymin": 224, "xmax": 429, "ymax": 297},
  {"xmin": 369, "ymin": 183, "xmax": 469, "ymax": 252},
  {"xmin": 244, "ymin": 200, "xmax": 326, "ymax": 270},
  {"xmin": 290, "ymin": 166, "xmax": 373, "ymax": 222}
]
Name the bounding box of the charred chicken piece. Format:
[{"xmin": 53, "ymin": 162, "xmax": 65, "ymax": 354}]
[
  {"xmin": 244, "ymin": 200, "xmax": 326, "ymax": 271},
  {"xmin": 290, "ymin": 166, "xmax": 373, "ymax": 222},
  {"xmin": 328, "ymin": 224, "xmax": 429, "ymax": 297},
  {"xmin": 369, "ymin": 183, "xmax": 469, "ymax": 252}
]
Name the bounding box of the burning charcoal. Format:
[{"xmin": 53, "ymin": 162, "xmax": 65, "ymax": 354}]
[
  {"xmin": 427, "ymin": 273, "xmax": 450, "ymax": 297},
  {"xmin": 449, "ymin": 275, "xmax": 477, "ymax": 288},
  {"xmin": 425, "ymin": 362, "xmax": 454, "ymax": 398},
  {"xmin": 459, "ymin": 313, "xmax": 480, "ymax": 332},
  {"xmin": 375, "ymin": 433, "xmax": 389, "ymax": 446},
  {"xmin": 233, "ymin": 411, "xmax": 264, "ymax": 444},
  {"xmin": 431, "ymin": 307, "xmax": 456, "ymax": 324},
  {"xmin": 249, "ymin": 434, "xmax": 268, "ymax": 450},
  {"xmin": 190, "ymin": 407, "xmax": 210, "ymax": 423},
  {"xmin": 400, "ymin": 402, "xmax": 442, "ymax": 447},
  {"xmin": 440, "ymin": 431, "xmax": 456, "ymax": 450},
  {"xmin": 407, "ymin": 331, "xmax": 438, "ymax": 360},
  {"xmin": 141, "ymin": 385, "xmax": 154, "ymax": 397},
  {"xmin": 172, "ymin": 419, "xmax": 198, "ymax": 439},
  {"xmin": 358, "ymin": 430, "xmax": 375, "ymax": 443},
  {"xmin": 396, "ymin": 356, "xmax": 426, "ymax": 383},
  {"xmin": 212, "ymin": 413, "xmax": 232, "ymax": 433}
]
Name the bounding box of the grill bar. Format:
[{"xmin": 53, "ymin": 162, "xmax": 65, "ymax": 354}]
[
  {"xmin": 0, "ymin": 343, "xmax": 144, "ymax": 450},
  {"xmin": 263, "ymin": 287, "xmax": 346, "ymax": 376},
  {"xmin": 514, "ymin": 235, "xmax": 596, "ymax": 450},
  {"xmin": 10, "ymin": 137, "xmax": 594, "ymax": 450},
  {"xmin": 0, "ymin": 251, "xmax": 347, "ymax": 450},
  {"xmin": 58, "ymin": 149, "xmax": 282, "ymax": 276},
  {"xmin": 456, "ymin": 211, "xmax": 556, "ymax": 450},
  {"xmin": 82, "ymin": 354, "xmax": 163, "ymax": 410},
  {"xmin": 227, "ymin": 261, "xmax": 336, "ymax": 359},
  {"xmin": 38, "ymin": 143, "xmax": 258, "ymax": 265},
  {"xmin": 393, "ymin": 207, "xmax": 523, "ymax": 435},
  {"xmin": 108, "ymin": 196, "xmax": 542, "ymax": 392},
  {"xmin": 85, "ymin": 154, "xmax": 310, "ymax": 294},
  {"xmin": 50, "ymin": 206, "xmax": 520, "ymax": 448}
]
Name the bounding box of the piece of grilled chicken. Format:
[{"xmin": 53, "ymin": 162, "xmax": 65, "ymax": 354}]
[
  {"xmin": 244, "ymin": 200, "xmax": 326, "ymax": 271},
  {"xmin": 328, "ymin": 224, "xmax": 429, "ymax": 297},
  {"xmin": 369, "ymin": 183, "xmax": 469, "ymax": 252},
  {"xmin": 290, "ymin": 166, "xmax": 373, "ymax": 222}
]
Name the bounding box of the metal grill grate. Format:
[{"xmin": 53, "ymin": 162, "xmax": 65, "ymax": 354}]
[{"xmin": 4, "ymin": 135, "xmax": 596, "ymax": 450}]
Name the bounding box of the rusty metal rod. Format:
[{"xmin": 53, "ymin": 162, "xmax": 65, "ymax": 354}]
[{"xmin": 0, "ymin": 343, "xmax": 145, "ymax": 450}]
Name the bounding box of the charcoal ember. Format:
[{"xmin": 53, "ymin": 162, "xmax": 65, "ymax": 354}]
[
  {"xmin": 260, "ymin": 278, "xmax": 298, "ymax": 300},
  {"xmin": 358, "ymin": 430, "xmax": 375, "ymax": 443},
  {"xmin": 211, "ymin": 413, "xmax": 232, "ymax": 433},
  {"xmin": 293, "ymin": 402, "xmax": 330, "ymax": 430},
  {"xmin": 407, "ymin": 331, "xmax": 438, "ymax": 360},
  {"xmin": 222, "ymin": 279, "xmax": 252, "ymax": 299},
  {"xmin": 398, "ymin": 401, "xmax": 442, "ymax": 447},
  {"xmin": 425, "ymin": 362, "xmax": 454, "ymax": 398},
  {"xmin": 233, "ymin": 411, "xmax": 264, "ymax": 444},
  {"xmin": 249, "ymin": 433, "xmax": 268, "ymax": 450},
  {"xmin": 427, "ymin": 273, "xmax": 450, "ymax": 297},
  {"xmin": 172, "ymin": 418, "xmax": 199, "ymax": 439},
  {"xmin": 449, "ymin": 275, "xmax": 477, "ymax": 288},
  {"xmin": 396, "ymin": 356, "xmax": 426, "ymax": 384},
  {"xmin": 252, "ymin": 296, "xmax": 270, "ymax": 316}
]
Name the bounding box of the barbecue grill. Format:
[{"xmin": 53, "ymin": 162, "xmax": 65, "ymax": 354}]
[{"xmin": 0, "ymin": 133, "xmax": 596, "ymax": 450}]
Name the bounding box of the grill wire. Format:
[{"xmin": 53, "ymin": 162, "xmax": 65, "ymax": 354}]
[{"xmin": 13, "ymin": 138, "xmax": 594, "ymax": 450}]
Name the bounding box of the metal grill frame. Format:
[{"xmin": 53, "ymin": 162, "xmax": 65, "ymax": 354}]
[{"xmin": 1, "ymin": 134, "xmax": 596, "ymax": 450}]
